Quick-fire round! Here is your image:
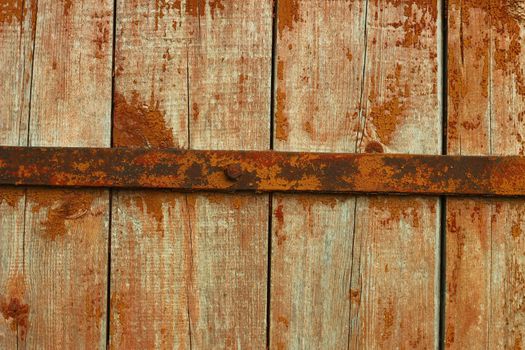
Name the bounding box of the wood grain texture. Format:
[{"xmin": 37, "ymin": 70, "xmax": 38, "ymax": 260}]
[
  {"xmin": 185, "ymin": 3, "xmax": 271, "ymax": 346},
  {"xmin": 0, "ymin": 0, "xmax": 35, "ymax": 346},
  {"xmin": 3, "ymin": 0, "xmax": 113, "ymax": 348},
  {"xmin": 111, "ymin": 1, "xmax": 272, "ymax": 348},
  {"xmin": 446, "ymin": 1, "xmax": 525, "ymax": 347},
  {"xmin": 271, "ymin": 0, "xmax": 441, "ymax": 348},
  {"xmin": 111, "ymin": 1, "xmax": 190, "ymax": 346}
]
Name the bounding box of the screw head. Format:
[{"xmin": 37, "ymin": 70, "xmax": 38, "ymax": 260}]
[{"xmin": 225, "ymin": 164, "xmax": 242, "ymax": 180}]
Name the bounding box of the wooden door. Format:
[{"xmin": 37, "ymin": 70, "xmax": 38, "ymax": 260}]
[{"xmin": 1, "ymin": 0, "xmax": 524, "ymax": 349}]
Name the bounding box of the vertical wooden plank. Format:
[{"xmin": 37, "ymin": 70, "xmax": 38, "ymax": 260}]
[
  {"xmin": 18, "ymin": 0, "xmax": 112, "ymax": 347},
  {"xmin": 111, "ymin": 1, "xmax": 272, "ymax": 348},
  {"xmin": 186, "ymin": 2, "xmax": 271, "ymax": 345},
  {"xmin": 0, "ymin": 1, "xmax": 33, "ymax": 347},
  {"xmin": 446, "ymin": 1, "xmax": 525, "ymax": 348},
  {"xmin": 271, "ymin": 0, "xmax": 441, "ymax": 348},
  {"xmin": 0, "ymin": 0, "xmax": 34, "ymax": 147},
  {"xmin": 110, "ymin": 2, "xmax": 191, "ymax": 348}
]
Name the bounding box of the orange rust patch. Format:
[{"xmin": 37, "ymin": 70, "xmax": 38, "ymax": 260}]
[
  {"xmin": 113, "ymin": 91, "xmax": 175, "ymax": 148},
  {"xmin": 395, "ymin": 0, "xmax": 438, "ymax": 49},
  {"xmin": 93, "ymin": 18, "xmax": 110, "ymax": 59},
  {"xmin": 121, "ymin": 191, "xmax": 178, "ymax": 234},
  {"xmin": 0, "ymin": 187, "xmax": 24, "ymax": 207},
  {"xmin": 369, "ymin": 197, "xmax": 421, "ymax": 228},
  {"xmin": 274, "ymin": 204, "xmax": 287, "ymax": 246},
  {"xmin": 275, "ymin": 59, "xmax": 289, "ymax": 141},
  {"xmin": 275, "ymin": 204, "xmax": 284, "ymax": 227},
  {"xmin": 0, "ymin": 297, "xmax": 29, "ymax": 339},
  {"xmin": 514, "ymin": 334, "xmax": 523, "ymax": 350},
  {"xmin": 154, "ymin": 0, "xmax": 181, "ymax": 31},
  {"xmin": 275, "ymin": 88, "xmax": 289, "ymax": 141},
  {"xmin": 28, "ymin": 189, "xmax": 98, "ymax": 240},
  {"xmin": 192, "ymin": 102, "xmax": 200, "ymax": 121},
  {"xmin": 186, "ymin": 0, "xmax": 205, "ymax": 17},
  {"xmin": 345, "ymin": 48, "xmax": 353, "ymax": 61},
  {"xmin": 230, "ymin": 196, "xmax": 245, "ymax": 210},
  {"xmin": 445, "ymin": 322, "xmax": 455, "ymax": 347},
  {"xmin": 277, "ymin": 315, "xmax": 289, "ymax": 328},
  {"xmin": 349, "ymin": 289, "xmax": 360, "ymax": 304},
  {"xmin": 369, "ymin": 96, "xmax": 406, "ymax": 145},
  {"xmin": 512, "ymin": 222, "xmax": 522, "ymax": 238},
  {"xmin": 303, "ymin": 120, "xmax": 313, "ymax": 135},
  {"xmin": 491, "ymin": 0, "xmax": 525, "ymax": 97},
  {"xmin": 238, "ymin": 73, "xmax": 248, "ymax": 94},
  {"xmin": 277, "ymin": 0, "xmax": 301, "ymax": 36},
  {"xmin": 364, "ymin": 141, "xmax": 384, "ymax": 153},
  {"xmin": 0, "ymin": 0, "xmax": 24, "ymax": 27},
  {"xmin": 209, "ymin": 0, "xmax": 225, "ymax": 19},
  {"xmin": 64, "ymin": 0, "xmax": 73, "ymax": 16},
  {"xmin": 381, "ymin": 299, "xmax": 395, "ymax": 342}
]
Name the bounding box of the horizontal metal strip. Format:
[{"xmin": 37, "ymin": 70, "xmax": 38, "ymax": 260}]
[{"xmin": 0, "ymin": 146, "xmax": 522, "ymax": 196}]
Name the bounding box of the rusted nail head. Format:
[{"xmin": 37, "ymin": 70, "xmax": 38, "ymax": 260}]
[{"xmin": 225, "ymin": 164, "xmax": 242, "ymax": 180}]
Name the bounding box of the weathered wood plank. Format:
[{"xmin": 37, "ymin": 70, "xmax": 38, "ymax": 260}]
[
  {"xmin": 271, "ymin": 0, "xmax": 441, "ymax": 348},
  {"xmin": 110, "ymin": 1, "xmax": 190, "ymax": 347},
  {"xmin": 185, "ymin": 2, "xmax": 271, "ymax": 345},
  {"xmin": 349, "ymin": 2, "xmax": 441, "ymax": 347},
  {"xmin": 446, "ymin": 1, "xmax": 525, "ymax": 348},
  {"xmin": 13, "ymin": 0, "xmax": 112, "ymax": 347},
  {"xmin": 110, "ymin": 1, "xmax": 272, "ymax": 348},
  {"xmin": 0, "ymin": 0, "xmax": 36, "ymax": 346}
]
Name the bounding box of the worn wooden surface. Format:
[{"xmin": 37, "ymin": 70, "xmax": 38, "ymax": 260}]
[
  {"xmin": 271, "ymin": 0, "xmax": 441, "ymax": 348},
  {"xmin": 446, "ymin": 0, "xmax": 525, "ymax": 348},
  {"xmin": 348, "ymin": 2, "xmax": 441, "ymax": 348},
  {"xmin": 1, "ymin": 0, "xmax": 113, "ymax": 348},
  {"xmin": 110, "ymin": 1, "xmax": 189, "ymax": 346},
  {"xmin": 110, "ymin": 0, "xmax": 272, "ymax": 348},
  {"xmin": 5, "ymin": 0, "xmax": 525, "ymax": 348},
  {"xmin": 25, "ymin": 0, "xmax": 113, "ymax": 347},
  {"xmin": 0, "ymin": 0, "xmax": 35, "ymax": 347}
]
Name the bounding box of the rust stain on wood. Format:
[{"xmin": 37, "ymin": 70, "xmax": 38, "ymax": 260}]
[
  {"xmin": 121, "ymin": 191, "xmax": 174, "ymax": 234},
  {"xmin": 0, "ymin": 274, "xmax": 28, "ymax": 340},
  {"xmin": 0, "ymin": 187, "xmax": 25, "ymax": 207},
  {"xmin": 277, "ymin": 0, "xmax": 301, "ymax": 36},
  {"xmin": 28, "ymin": 189, "xmax": 98, "ymax": 241},
  {"xmin": 369, "ymin": 96, "xmax": 406, "ymax": 145},
  {"xmin": 63, "ymin": 0, "xmax": 73, "ymax": 16},
  {"xmin": 364, "ymin": 141, "xmax": 384, "ymax": 153},
  {"xmin": 93, "ymin": 12, "xmax": 111, "ymax": 59},
  {"xmin": 185, "ymin": 0, "xmax": 205, "ymax": 17},
  {"xmin": 275, "ymin": 59, "xmax": 289, "ymax": 141},
  {"xmin": 113, "ymin": 92, "xmax": 175, "ymax": 148},
  {"xmin": 369, "ymin": 197, "xmax": 422, "ymax": 228},
  {"xmin": 393, "ymin": 0, "xmax": 438, "ymax": 49},
  {"xmin": 209, "ymin": 0, "xmax": 225, "ymax": 19},
  {"xmin": 0, "ymin": 0, "xmax": 24, "ymax": 27},
  {"xmin": 1, "ymin": 297, "xmax": 29, "ymax": 339}
]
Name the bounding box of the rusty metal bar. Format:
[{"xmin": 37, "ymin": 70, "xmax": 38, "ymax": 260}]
[{"xmin": 0, "ymin": 146, "xmax": 523, "ymax": 196}]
